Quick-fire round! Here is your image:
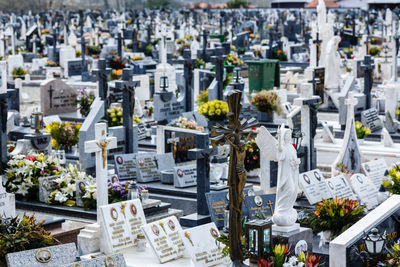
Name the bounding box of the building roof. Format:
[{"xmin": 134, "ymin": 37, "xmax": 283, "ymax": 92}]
[{"xmin": 305, "ymin": 0, "xmax": 338, "ymax": 8}]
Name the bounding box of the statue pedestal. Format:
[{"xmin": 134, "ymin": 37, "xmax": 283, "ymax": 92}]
[{"xmin": 272, "ymin": 223, "xmax": 300, "ymax": 233}]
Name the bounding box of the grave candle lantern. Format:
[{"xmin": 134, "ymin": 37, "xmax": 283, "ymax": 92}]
[
  {"xmin": 160, "ymin": 76, "xmax": 169, "ymax": 91},
  {"xmin": 128, "ymin": 181, "xmax": 139, "ymax": 200},
  {"xmin": 245, "ymin": 219, "xmax": 273, "ymax": 263},
  {"xmin": 363, "ymin": 228, "xmax": 386, "ymax": 256},
  {"xmin": 30, "ymin": 112, "xmax": 43, "ymax": 135}
]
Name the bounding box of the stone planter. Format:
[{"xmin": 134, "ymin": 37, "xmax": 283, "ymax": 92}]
[
  {"xmin": 246, "ymin": 168, "xmax": 260, "ymax": 178},
  {"xmin": 160, "ymin": 170, "xmax": 174, "ymax": 184},
  {"xmin": 257, "ymin": 111, "xmax": 273, "ymax": 122}
]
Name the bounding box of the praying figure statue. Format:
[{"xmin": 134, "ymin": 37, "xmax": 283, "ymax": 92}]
[{"xmin": 256, "ymin": 124, "xmax": 300, "ymax": 226}]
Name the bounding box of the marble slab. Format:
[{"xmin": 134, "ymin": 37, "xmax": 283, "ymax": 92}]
[
  {"xmin": 325, "ymin": 174, "xmax": 357, "ymax": 200},
  {"xmin": 6, "ymin": 243, "xmax": 77, "ymax": 267}
]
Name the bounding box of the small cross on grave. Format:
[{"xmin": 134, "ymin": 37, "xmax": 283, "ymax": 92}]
[
  {"xmin": 180, "ymin": 133, "xmax": 217, "ymax": 226},
  {"xmin": 313, "ymin": 32, "xmax": 322, "ymax": 67},
  {"xmin": 267, "ymin": 200, "xmax": 274, "ymax": 215},
  {"xmin": 167, "ymin": 133, "xmax": 179, "ymax": 159},
  {"xmin": 92, "ymin": 59, "xmax": 112, "ymax": 115},
  {"xmin": 84, "ymin": 123, "xmax": 117, "ymax": 222},
  {"xmin": 115, "ymin": 68, "xmax": 139, "ymax": 154},
  {"xmin": 360, "ymin": 55, "xmax": 374, "ymax": 109}
]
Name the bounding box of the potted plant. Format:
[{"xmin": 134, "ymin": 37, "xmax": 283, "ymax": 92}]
[
  {"xmin": 355, "ymin": 121, "xmax": 371, "ymax": 144},
  {"xmin": 300, "ymin": 197, "xmax": 365, "ymax": 241},
  {"xmin": 11, "ymin": 67, "xmax": 27, "ymax": 80},
  {"xmin": 45, "ymin": 122, "xmax": 81, "ymax": 152},
  {"xmin": 86, "ymin": 45, "xmax": 101, "ymax": 58},
  {"xmin": 250, "ymin": 90, "xmax": 284, "ymax": 122},
  {"xmin": 225, "ymin": 53, "xmax": 243, "ymax": 73},
  {"xmin": 109, "ymin": 69, "xmax": 123, "ymax": 80},
  {"xmin": 382, "ymin": 165, "xmax": 400, "ymax": 194},
  {"xmin": 198, "ymin": 99, "xmax": 229, "ymax": 130},
  {"xmin": 75, "ymin": 87, "xmax": 95, "ymax": 117},
  {"xmin": 5, "ymin": 153, "xmax": 61, "ymax": 201},
  {"xmin": 244, "ymin": 140, "xmax": 260, "ymax": 177}
]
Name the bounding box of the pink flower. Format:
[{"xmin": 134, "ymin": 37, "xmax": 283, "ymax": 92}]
[{"xmin": 26, "ymin": 155, "xmax": 36, "ymax": 161}]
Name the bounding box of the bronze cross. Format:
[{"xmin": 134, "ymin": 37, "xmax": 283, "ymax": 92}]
[{"xmin": 210, "ymin": 90, "xmax": 258, "ymax": 263}]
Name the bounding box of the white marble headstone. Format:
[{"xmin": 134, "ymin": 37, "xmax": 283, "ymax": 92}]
[
  {"xmin": 350, "ymin": 173, "xmax": 378, "ymax": 209},
  {"xmin": 361, "ymin": 159, "xmax": 388, "ymax": 189},
  {"xmin": 325, "ymin": 174, "xmax": 357, "ymax": 200}
]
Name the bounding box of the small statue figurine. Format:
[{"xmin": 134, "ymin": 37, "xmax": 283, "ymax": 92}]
[{"xmin": 256, "ymin": 124, "xmax": 300, "ymax": 227}]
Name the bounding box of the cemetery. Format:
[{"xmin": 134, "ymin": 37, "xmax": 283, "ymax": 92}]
[{"xmin": 4, "ymin": 0, "xmax": 400, "ymax": 266}]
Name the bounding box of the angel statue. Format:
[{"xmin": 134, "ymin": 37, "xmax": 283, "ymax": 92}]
[{"xmin": 255, "ymin": 124, "xmax": 300, "ymax": 227}]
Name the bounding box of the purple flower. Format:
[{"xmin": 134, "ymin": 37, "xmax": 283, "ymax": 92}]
[{"xmin": 77, "ymin": 87, "xmax": 87, "ymax": 96}]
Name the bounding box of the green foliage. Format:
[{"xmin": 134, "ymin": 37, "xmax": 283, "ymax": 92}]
[
  {"xmin": 75, "ymin": 87, "xmax": 95, "ymax": 117},
  {"xmin": 244, "ymin": 140, "xmax": 260, "ymax": 172},
  {"xmin": 11, "ymin": 67, "xmax": 27, "ymax": 80},
  {"xmin": 227, "ymin": 0, "xmax": 248, "ymax": 8},
  {"xmin": 196, "ymin": 89, "xmax": 209, "ymax": 105},
  {"xmin": 382, "ymin": 165, "xmax": 400, "ymax": 195},
  {"xmin": 369, "ymin": 46, "xmax": 381, "ymax": 57},
  {"xmin": 0, "ymin": 215, "xmax": 59, "ymax": 266},
  {"xmin": 300, "ymin": 198, "xmax": 365, "ymax": 239},
  {"xmin": 355, "ymin": 121, "xmax": 371, "ymax": 139},
  {"xmin": 87, "ymin": 45, "xmax": 101, "ymax": 55},
  {"xmin": 193, "ymin": 58, "xmax": 205, "ymax": 69},
  {"xmin": 272, "ymin": 49, "xmax": 288, "ymax": 61},
  {"xmin": 147, "ymin": 0, "xmax": 170, "ymax": 9}
]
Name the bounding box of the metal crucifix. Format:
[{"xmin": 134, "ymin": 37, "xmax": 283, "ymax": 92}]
[{"xmin": 211, "ymin": 90, "xmax": 258, "ymax": 266}]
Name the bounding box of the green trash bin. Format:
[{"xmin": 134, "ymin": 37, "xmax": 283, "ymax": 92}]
[
  {"xmin": 209, "ymin": 34, "xmax": 225, "ymax": 43},
  {"xmin": 246, "ymin": 59, "xmax": 280, "ymax": 94}
]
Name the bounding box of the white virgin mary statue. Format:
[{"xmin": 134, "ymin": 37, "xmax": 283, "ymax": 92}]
[{"xmin": 255, "ymin": 124, "xmax": 300, "ymax": 227}]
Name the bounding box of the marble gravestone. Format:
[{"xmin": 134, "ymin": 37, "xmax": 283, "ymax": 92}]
[
  {"xmin": 0, "ymin": 176, "xmax": 15, "ymax": 218},
  {"xmin": 40, "ymin": 79, "xmax": 77, "ymax": 116},
  {"xmin": 99, "ymin": 199, "xmax": 146, "ymax": 253},
  {"xmin": 205, "ymin": 188, "xmax": 252, "ymax": 229},
  {"xmin": 135, "ymin": 153, "xmax": 161, "ymax": 183},
  {"xmin": 61, "ymin": 253, "xmax": 126, "ymax": 267},
  {"xmin": 173, "ymin": 164, "xmax": 197, "ymax": 188},
  {"xmin": 330, "ymin": 195, "xmax": 400, "ymax": 267},
  {"xmin": 361, "ymin": 159, "xmax": 388, "ymax": 189},
  {"xmin": 180, "ymin": 222, "xmax": 224, "ymax": 267},
  {"xmin": 350, "ymin": 173, "xmax": 378, "ymax": 210},
  {"xmin": 244, "ymin": 194, "xmax": 276, "ymax": 220},
  {"xmin": 325, "ymin": 174, "xmax": 357, "ymax": 200},
  {"xmin": 141, "ymin": 217, "xmax": 182, "ymax": 263},
  {"xmin": 66, "ymin": 59, "xmax": 84, "ymax": 77},
  {"xmin": 114, "ymin": 153, "xmax": 138, "ymax": 180},
  {"xmin": 38, "ymin": 175, "xmax": 61, "ymax": 203},
  {"xmin": 153, "ymin": 93, "xmax": 185, "ymax": 123},
  {"xmin": 361, "ymin": 108, "xmax": 382, "ymax": 133},
  {"xmin": 299, "ymin": 169, "xmax": 332, "ymax": 204},
  {"xmin": 6, "ymin": 243, "xmax": 78, "ymax": 267}
]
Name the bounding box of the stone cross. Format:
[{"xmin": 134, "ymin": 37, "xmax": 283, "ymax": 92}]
[
  {"xmin": 332, "ymin": 92, "xmax": 362, "ymax": 175},
  {"xmin": 115, "ymin": 69, "xmax": 139, "ymax": 154},
  {"xmin": 211, "ymin": 90, "xmax": 258, "ymax": 264},
  {"xmin": 52, "ymin": 26, "xmax": 58, "ymax": 63},
  {"xmin": 182, "ymin": 133, "xmax": 217, "ymax": 226},
  {"xmin": 200, "ymin": 29, "xmax": 208, "ymax": 61},
  {"xmin": 79, "ymin": 10, "xmax": 89, "ymax": 82},
  {"xmin": 210, "ymin": 47, "xmax": 226, "ymax": 101},
  {"xmin": 92, "ymin": 59, "xmax": 112, "ymax": 115},
  {"xmin": 360, "ymin": 55, "xmax": 374, "ymax": 109},
  {"xmin": 117, "ymin": 31, "xmax": 123, "ymax": 58},
  {"xmin": 84, "ymin": 123, "xmax": 117, "ymax": 222},
  {"xmin": 293, "ymin": 95, "xmax": 321, "ymax": 171},
  {"xmin": 183, "ymin": 49, "xmax": 194, "ymax": 112}
]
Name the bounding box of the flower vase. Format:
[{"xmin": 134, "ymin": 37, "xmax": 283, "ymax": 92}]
[
  {"xmin": 246, "ymin": 168, "xmax": 260, "ymax": 178},
  {"xmin": 257, "ymin": 111, "xmax": 273, "ymax": 122},
  {"xmin": 322, "ymin": 230, "xmax": 331, "ymax": 243}
]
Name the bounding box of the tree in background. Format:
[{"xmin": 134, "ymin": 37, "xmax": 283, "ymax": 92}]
[{"xmin": 227, "ymin": 0, "xmax": 249, "ymax": 8}]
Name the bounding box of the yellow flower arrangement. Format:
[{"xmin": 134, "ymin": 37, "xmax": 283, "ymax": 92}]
[
  {"xmin": 355, "ymin": 121, "xmax": 371, "ymax": 139},
  {"xmin": 382, "ymin": 165, "xmax": 400, "ymax": 194},
  {"xmin": 198, "ymin": 100, "xmax": 229, "ymax": 121},
  {"xmin": 110, "ymin": 69, "xmax": 123, "ymax": 80},
  {"xmin": 45, "ymin": 122, "xmax": 81, "ymax": 150},
  {"xmin": 132, "ymin": 56, "xmax": 142, "ymax": 61}
]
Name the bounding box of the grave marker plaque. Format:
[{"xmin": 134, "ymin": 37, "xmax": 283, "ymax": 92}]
[
  {"xmin": 114, "ymin": 153, "xmax": 138, "ymax": 180},
  {"xmin": 67, "ymin": 59, "xmax": 83, "ymax": 76},
  {"xmin": 361, "ymin": 108, "xmax": 382, "ymax": 132},
  {"xmin": 244, "ymin": 194, "xmax": 275, "ymax": 220},
  {"xmin": 350, "ymin": 173, "xmax": 378, "ymax": 209},
  {"xmin": 325, "ymin": 174, "xmax": 357, "ymax": 200},
  {"xmin": 136, "ymin": 153, "xmax": 160, "ymax": 183},
  {"xmin": 173, "ymin": 164, "xmax": 197, "ymax": 188},
  {"xmin": 300, "ymin": 169, "xmax": 332, "ymax": 204},
  {"xmin": 361, "ymin": 159, "xmax": 388, "ymax": 189},
  {"xmin": 99, "ymin": 199, "xmax": 146, "ymax": 252},
  {"xmin": 40, "ymin": 79, "xmax": 77, "ymax": 116}
]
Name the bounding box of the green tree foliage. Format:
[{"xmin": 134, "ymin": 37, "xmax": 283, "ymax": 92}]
[{"xmin": 227, "ymin": 0, "xmax": 249, "ymax": 8}]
